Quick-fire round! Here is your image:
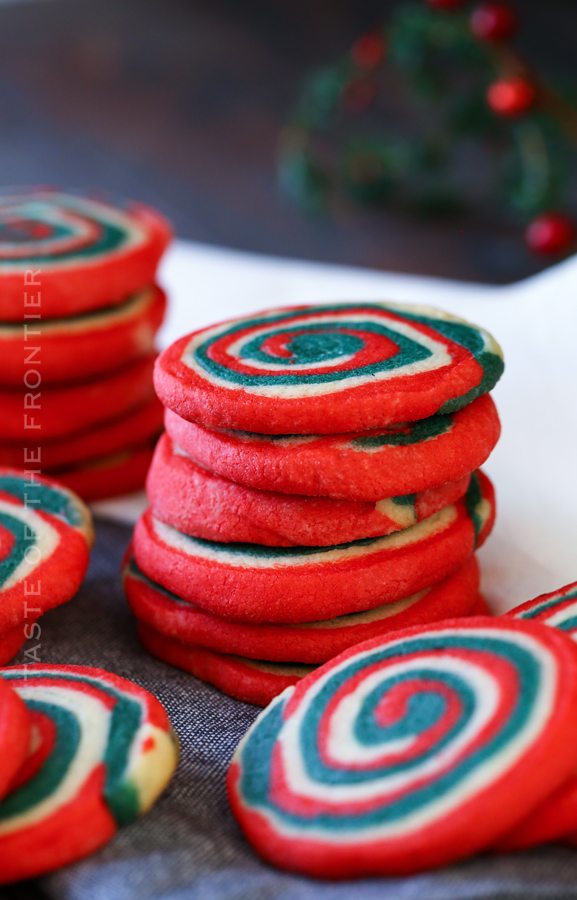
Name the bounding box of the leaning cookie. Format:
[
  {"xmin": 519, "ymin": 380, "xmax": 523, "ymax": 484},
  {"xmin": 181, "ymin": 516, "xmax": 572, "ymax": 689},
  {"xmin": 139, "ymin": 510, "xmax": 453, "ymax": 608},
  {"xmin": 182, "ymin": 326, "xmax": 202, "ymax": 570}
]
[
  {"xmin": 0, "ymin": 286, "xmax": 166, "ymax": 386},
  {"xmin": 155, "ymin": 303, "xmax": 503, "ymax": 434},
  {"xmin": 0, "ymin": 665, "xmax": 178, "ymax": 883},
  {"xmin": 228, "ymin": 618, "xmax": 577, "ymax": 878},
  {"xmin": 495, "ymin": 581, "xmax": 577, "ymax": 850},
  {"xmin": 0, "ymin": 469, "xmax": 93, "ymax": 633},
  {"xmin": 147, "ymin": 433, "xmax": 471, "ymax": 546},
  {"xmin": 124, "ymin": 554, "xmax": 480, "ymax": 663},
  {"xmin": 505, "ymin": 580, "xmax": 577, "ymax": 636},
  {"xmin": 0, "ymin": 188, "xmax": 171, "ymax": 320},
  {"xmin": 164, "ymin": 393, "xmax": 500, "ymax": 501},
  {"xmin": 133, "ymin": 471, "xmax": 494, "ymax": 624},
  {"xmin": 138, "ymin": 623, "xmax": 314, "ymax": 707}
]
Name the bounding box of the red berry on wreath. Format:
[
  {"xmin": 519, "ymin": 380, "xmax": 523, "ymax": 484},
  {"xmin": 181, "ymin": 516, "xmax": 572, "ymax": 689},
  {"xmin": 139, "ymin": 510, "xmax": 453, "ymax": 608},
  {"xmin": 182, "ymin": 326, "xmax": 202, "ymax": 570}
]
[
  {"xmin": 471, "ymin": 3, "xmax": 519, "ymax": 41},
  {"xmin": 525, "ymin": 213, "xmax": 576, "ymax": 255},
  {"xmin": 352, "ymin": 33, "xmax": 385, "ymax": 69},
  {"xmin": 487, "ymin": 77, "xmax": 535, "ymax": 116},
  {"xmin": 425, "ymin": 0, "xmax": 464, "ymax": 8}
]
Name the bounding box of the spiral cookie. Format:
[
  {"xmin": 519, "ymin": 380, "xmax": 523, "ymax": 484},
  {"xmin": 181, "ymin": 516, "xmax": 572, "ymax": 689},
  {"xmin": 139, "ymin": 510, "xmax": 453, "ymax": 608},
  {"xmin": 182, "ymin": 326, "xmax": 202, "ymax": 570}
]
[
  {"xmin": 155, "ymin": 303, "xmax": 504, "ymax": 434},
  {"xmin": 0, "ymin": 664, "xmax": 178, "ymax": 883},
  {"xmin": 165, "ymin": 393, "xmax": 500, "ymax": 500},
  {"xmin": 147, "ymin": 433, "xmax": 471, "ymax": 546},
  {"xmin": 0, "ymin": 188, "xmax": 171, "ymax": 320},
  {"xmin": 0, "ymin": 469, "xmax": 93, "ymax": 632},
  {"xmin": 138, "ymin": 623, "xmax": 314, "ymax": 707},
  {"xmin": 125, "ymin": 554, "xmax": 480, "ymax": 664},
  {"xmin": 506, "ymin": 581, "xmax": 577, "ymax": 637},
  {"xmin": 496, "ymin": 581, "xmax": 577, "ymax": 850},
  {"xmin": 0, "ymin": 676, "xmax": 30, "ymax": 804},
  {"xmin": 133, "ymin": 471, "xmax": 494, "ymax": 624},
  {"xmin": 0, "ymin": 353, "xmax": 156, "ymax": 442},
  {"xmin": 228, "ymin": 618, "xmax": 577, "ymax": 878},
  {"xmin": 0, "ymin": 286, "xmax": 166, "ymax": 386},
  {"xmin": 0, "ymin": 395, "xmax": 163, "ymax": 470}
]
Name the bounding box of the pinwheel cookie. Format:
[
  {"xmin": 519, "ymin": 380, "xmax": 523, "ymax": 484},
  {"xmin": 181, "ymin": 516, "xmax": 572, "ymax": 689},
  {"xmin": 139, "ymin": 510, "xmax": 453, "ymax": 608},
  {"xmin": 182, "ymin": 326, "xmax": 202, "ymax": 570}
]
[
  {"xmin": 496, "ymin": 581, "xmax": 577, "ymax": 850},
  {"xmin": 52, "ymin": 442, "xmax": 157, "ymax": 502},
  {"xmin": 228, "ymin": 618, "xmax": 577, "ymax": 877},
  {"xmin": 0, "ymin": 286, "xmax": 166, "ymax": 386},
  {"xmin": 155, "ymin": 302, "xmax": 503, "ymax": 434},
  {"xmin": 125, "ymin": 554, "xmax": 480, "ymax": 665},
  {"xmin": 147, "ymin": 432, "xmax": 472, "ymax": 546},
  {"xmin": 0, "ymin": 676, "xmax": 31, "ymax": 804},
  {"xmin": 0, "ymin": 354, "xmax": 156, "ymax": 442},
  {"xmin": 0, "ymin": 468, "xmax": 93, "ymax": 634},
  {"xmin": 132, "ymin": 471, "xmax": 494, "ymax": 624},
  {"xmin": 138, "ymin": 624, "xmax": 314, "ymax": 708},
  {"xmin": 506, "ymin": 580, "xmax": 577, "ymax": 637},
  {"xmin": 0, "ymin": 395, "xmax": 163, "ymax": 470},
  {"xmin": 0, "ymin": 188, "xmax": 171, "ymax": 320},
  {"xmin": 0, "ymin": 665, "xmax": 178, "ymax": 883},
  {"xmin": 165, "ymin": 393, "xmax": 500, "ymax": 501}
]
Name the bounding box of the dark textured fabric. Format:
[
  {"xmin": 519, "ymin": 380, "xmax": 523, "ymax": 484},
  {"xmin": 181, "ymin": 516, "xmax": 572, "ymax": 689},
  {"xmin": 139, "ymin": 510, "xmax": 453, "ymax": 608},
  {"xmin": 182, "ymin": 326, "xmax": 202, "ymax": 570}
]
[{"xmin": 5, "ymin": 518, "xmax": 575, "ymax": 900}]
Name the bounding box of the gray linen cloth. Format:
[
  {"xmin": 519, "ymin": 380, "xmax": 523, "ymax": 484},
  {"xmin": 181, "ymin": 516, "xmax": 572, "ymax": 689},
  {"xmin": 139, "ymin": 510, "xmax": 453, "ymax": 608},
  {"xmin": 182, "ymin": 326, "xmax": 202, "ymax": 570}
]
[{"xmin": 5, "ymin": 519, "xmax": 577, "ymax": 900}]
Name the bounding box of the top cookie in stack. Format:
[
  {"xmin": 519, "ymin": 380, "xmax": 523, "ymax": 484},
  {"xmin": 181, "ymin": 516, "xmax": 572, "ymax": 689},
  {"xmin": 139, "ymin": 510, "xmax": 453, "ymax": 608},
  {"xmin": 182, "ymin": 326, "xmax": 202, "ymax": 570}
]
[
  {"xmin": 0, "ymin": 188, "xmax": 172, "ymax": 500},
  {"xmin": 130, "ymin": 302, "xmax": 504, "ymax": 705}
]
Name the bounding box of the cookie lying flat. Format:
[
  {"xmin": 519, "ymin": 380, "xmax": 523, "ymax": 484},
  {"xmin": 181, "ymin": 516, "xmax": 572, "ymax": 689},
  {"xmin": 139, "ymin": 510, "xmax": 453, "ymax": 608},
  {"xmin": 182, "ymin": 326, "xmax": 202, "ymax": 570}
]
[
  {"xmin": 133, "ymin": 471, "xmax": 494, "ymax": 624},
  {"xmin": 0, "ymin": 676, "xmax": 30, "ymax": 804},
  {"xmin": 147, "ymin": 433, "xmax": 471, "ymax": 546},
  {"xmin": 0, "ymin": 394, "xmax": 163, "ymax": 470},
  {"xmin": 0, "ymin": 469, "xmax": 93, "ymax": 632},
  {"xmin": 138, "ymin": 623, "xmax": 314, "ymax": 707},
  {"xmin": 52, "ymin": 442, "xmax": 156, "ymax": 502},
  {"xmin": 0, "ymin": 353, "xmax": 156, "ymax": 442},
  {"xmin": 228, "ymin": 618, "xmax": 577, "ymax": 878},
  {"xmin": 0, "ymin": 286, "xmax": 166, "ymax": 386},
  {"xmin": 125, "ymin": 554, "xmax": 480, "ymax": 663},
  {"xmin": 496, "ymin": 581, "xmax": 577, "ymax": 850},
  {"xmin": 0, "ymin": 664, "xmax": 178, "ymax": 883},
  {"xmin": 0, "ymin": 188, "xmax": 171, "ymax": 321},
  {"xmin": 164, "ymin": 393, "xmax": 499, "ymax": 501},
  {"xmin": 155, "ymin": 303, "xmax": 503, "ymax": 434}
]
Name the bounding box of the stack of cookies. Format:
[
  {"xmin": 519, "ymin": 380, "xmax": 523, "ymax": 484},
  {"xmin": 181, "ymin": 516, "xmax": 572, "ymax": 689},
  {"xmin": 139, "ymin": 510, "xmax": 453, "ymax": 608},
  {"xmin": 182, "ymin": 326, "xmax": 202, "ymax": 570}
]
[
  {"xmin": 127, "ymin": 302, "xmax": 504, "ymax": 705},
  {"xmin": 0, "ymin": 188, "xmax": 172, "ymax": 501}
]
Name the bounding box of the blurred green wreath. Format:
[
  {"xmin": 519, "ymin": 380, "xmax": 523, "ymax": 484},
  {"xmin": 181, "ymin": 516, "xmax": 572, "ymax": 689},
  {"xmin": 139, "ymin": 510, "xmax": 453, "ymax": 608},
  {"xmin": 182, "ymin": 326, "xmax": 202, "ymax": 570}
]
[{"xmin": 278, "ymin": 0, "xmax": 577, "ymax": 255}]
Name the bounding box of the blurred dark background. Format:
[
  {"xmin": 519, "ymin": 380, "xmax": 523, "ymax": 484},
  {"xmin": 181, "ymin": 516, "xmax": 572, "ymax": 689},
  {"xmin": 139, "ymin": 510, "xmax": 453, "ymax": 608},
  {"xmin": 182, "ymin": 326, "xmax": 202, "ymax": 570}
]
[{"xmin": 1, "ymin": 0, "xmax": 576, "ymax": 283}]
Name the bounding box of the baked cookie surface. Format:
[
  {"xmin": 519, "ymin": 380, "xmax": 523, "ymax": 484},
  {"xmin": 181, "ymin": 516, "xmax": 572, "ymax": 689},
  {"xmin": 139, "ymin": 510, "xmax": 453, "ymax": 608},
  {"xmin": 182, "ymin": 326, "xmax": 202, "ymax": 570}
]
[
  {"xmin": 228, "ymin": 618, "xmax": 577, "ymax": 877},
  {"xmin": 164, "ymin": 393, "xmax": 500, "ymax": 500},
  {"xmin": 0, "ymin": 188, "xmax": 171, "ymax": 319},
  {"xmin": 0, "ymin": 664, "xmax": 178, "ymax": 883},
  {"xmin": 155, "ymin": 303, "xmax": 503, "ymax": 434}
]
